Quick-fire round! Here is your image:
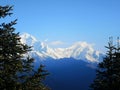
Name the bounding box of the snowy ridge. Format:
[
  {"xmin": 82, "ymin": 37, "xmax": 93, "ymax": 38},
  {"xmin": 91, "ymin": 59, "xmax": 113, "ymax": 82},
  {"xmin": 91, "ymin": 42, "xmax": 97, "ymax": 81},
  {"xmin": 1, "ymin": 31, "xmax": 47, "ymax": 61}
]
[{"xmin": 20, "ymin": 33, "xmax": 103, "ymax": 62}]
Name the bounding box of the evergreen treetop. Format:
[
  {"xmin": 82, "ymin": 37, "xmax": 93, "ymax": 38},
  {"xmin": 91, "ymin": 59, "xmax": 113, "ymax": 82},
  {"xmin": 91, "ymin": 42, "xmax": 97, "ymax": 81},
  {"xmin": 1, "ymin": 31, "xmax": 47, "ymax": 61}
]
[
  {"xmin": 0, "ymin": 4, "xmax": 49, "ymax": 90},
  {"xmin": 90, "ymin": 37, "xmax": 120, "ymax": 90}
]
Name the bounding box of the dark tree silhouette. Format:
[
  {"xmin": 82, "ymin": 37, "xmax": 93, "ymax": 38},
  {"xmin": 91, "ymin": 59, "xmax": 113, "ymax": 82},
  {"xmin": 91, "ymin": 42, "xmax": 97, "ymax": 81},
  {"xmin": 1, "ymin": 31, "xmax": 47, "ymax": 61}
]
[
  {"xmin": 0, "ymin": 5, "xmax": 49, "ymax": 90},
  {"xmin": 90, "ymin": 37, "xmax": 120, "ymax": 90}
]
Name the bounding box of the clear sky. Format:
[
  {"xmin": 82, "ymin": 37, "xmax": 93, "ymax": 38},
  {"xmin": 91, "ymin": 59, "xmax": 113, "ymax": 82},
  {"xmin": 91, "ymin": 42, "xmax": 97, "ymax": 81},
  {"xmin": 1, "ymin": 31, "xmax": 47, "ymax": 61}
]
[{"xmin": 0, "ymin": 0, "xmax": 120, "ymax": 52}]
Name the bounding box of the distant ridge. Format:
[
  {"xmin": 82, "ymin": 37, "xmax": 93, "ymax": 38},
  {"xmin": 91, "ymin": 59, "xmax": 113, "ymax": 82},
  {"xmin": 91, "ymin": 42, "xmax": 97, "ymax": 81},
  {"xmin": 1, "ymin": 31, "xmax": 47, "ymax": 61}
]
[{"xmin": 20, "ymin": 33, "xmax": 103, "ymax": 63}]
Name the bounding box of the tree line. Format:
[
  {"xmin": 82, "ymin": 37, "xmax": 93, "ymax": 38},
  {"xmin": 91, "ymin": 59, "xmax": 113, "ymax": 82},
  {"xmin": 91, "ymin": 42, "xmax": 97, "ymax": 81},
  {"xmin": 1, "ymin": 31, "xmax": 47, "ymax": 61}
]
[
  {"xmin": 90, "ymin": 37, "xmax": 120, "ymax": 90},
  {"xmin": 0, "ymin": 5, "xmax": 50, "ymax": 90},
  {"xmin": 0, "ymin": 3, "xmax": 120, "ymax": 90}
]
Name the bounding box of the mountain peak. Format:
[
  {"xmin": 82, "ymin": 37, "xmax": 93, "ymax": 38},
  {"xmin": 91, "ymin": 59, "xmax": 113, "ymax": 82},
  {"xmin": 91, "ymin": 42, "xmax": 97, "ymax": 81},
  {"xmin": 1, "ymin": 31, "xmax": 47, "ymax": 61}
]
[
  {"xmin": 20, "ymin": 33, "xmax": 37, "ymax": 45},
  {"xmin": 20, "ymin": 33, "xmax": 103, "ymax": 63}
]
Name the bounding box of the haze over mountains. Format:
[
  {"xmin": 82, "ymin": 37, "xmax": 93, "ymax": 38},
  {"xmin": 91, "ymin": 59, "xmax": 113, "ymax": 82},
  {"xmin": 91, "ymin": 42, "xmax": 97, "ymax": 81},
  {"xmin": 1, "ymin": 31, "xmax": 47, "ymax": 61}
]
[
  {"xmin": 20, "ymin": 33, "xmax": 104, "ymax": 90},
  {"xmin": 20, "ymin": 33, "xmax": 103, "ymax": 63}
]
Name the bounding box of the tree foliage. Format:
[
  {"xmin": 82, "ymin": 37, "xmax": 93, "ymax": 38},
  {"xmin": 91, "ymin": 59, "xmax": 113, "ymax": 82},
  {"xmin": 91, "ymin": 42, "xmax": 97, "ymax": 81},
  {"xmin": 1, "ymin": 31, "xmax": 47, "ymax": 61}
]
[
  {"xmin": 0, "ymin": 5, "xmax": 49, "ymax": 90},
  {"xmin": 90, "ymin": 37, "xmax": 120, "ymax": 90}
]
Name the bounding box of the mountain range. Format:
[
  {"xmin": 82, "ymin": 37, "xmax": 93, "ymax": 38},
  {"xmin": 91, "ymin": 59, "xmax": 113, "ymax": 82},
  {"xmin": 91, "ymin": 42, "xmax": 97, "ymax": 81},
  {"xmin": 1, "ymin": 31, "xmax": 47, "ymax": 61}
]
[
  {"xmin": 20, "ymin": 33, "xmax": 104, "ymax": 90},
  {"xmin": 20, "ymin": 33, "xmax": 103, "ymax": 63}
]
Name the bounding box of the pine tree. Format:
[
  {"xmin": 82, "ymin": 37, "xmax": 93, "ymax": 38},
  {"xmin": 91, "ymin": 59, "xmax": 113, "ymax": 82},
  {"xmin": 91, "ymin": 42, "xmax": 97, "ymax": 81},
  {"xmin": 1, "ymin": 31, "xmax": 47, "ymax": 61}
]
[
  {"xmin": 90, "ymin": 37, "xmax": 120, "ymax": 90},
  {"xmin": 0, "ymin": 5, "xmax": 49, "ymax": 90}
]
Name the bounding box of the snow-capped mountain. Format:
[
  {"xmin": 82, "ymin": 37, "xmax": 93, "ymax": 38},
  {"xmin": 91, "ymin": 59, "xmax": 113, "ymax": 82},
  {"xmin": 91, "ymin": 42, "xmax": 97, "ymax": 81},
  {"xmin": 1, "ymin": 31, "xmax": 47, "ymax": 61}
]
[{"xmin": 20, "ymin": 33, "xmax": 103, "ymax": 62}]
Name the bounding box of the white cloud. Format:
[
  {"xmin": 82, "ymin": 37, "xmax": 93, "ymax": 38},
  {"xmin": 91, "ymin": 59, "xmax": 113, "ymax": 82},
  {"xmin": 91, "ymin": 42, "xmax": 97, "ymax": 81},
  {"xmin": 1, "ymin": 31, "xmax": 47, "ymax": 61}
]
[
  {"xmin": 44, "ymin": 39, "xmax": 48, "ymax": 42},
  {"xmin": 50, "ymin": 41, "xmax": 64, "ymax": 46}
]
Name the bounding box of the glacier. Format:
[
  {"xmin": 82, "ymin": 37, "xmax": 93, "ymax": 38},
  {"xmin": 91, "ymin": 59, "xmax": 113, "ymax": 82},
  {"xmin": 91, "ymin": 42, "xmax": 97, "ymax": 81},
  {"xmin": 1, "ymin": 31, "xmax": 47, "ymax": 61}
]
[{"xmin": 20, "ymin": 33, "xmax": 103, "ymax": 63}]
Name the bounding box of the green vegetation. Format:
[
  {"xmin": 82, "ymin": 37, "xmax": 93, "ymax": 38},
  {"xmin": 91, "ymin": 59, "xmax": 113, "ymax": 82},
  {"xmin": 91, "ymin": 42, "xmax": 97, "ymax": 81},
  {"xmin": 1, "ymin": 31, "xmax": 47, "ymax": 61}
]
[
  {"xmin": 0, "ymin": 5, "xmax": 49, "ymax": 90},
  {"xmin": 90, "ymin": 37, "xmax": 120, "ymax": 90}
]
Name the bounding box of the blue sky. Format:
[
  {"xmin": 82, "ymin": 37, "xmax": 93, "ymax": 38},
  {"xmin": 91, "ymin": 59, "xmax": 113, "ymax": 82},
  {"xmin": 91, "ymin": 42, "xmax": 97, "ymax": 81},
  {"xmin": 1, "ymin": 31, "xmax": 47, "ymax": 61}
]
[{"xmin": 0, "ymin": 0, "xmax": 120, "ymax": 51}]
